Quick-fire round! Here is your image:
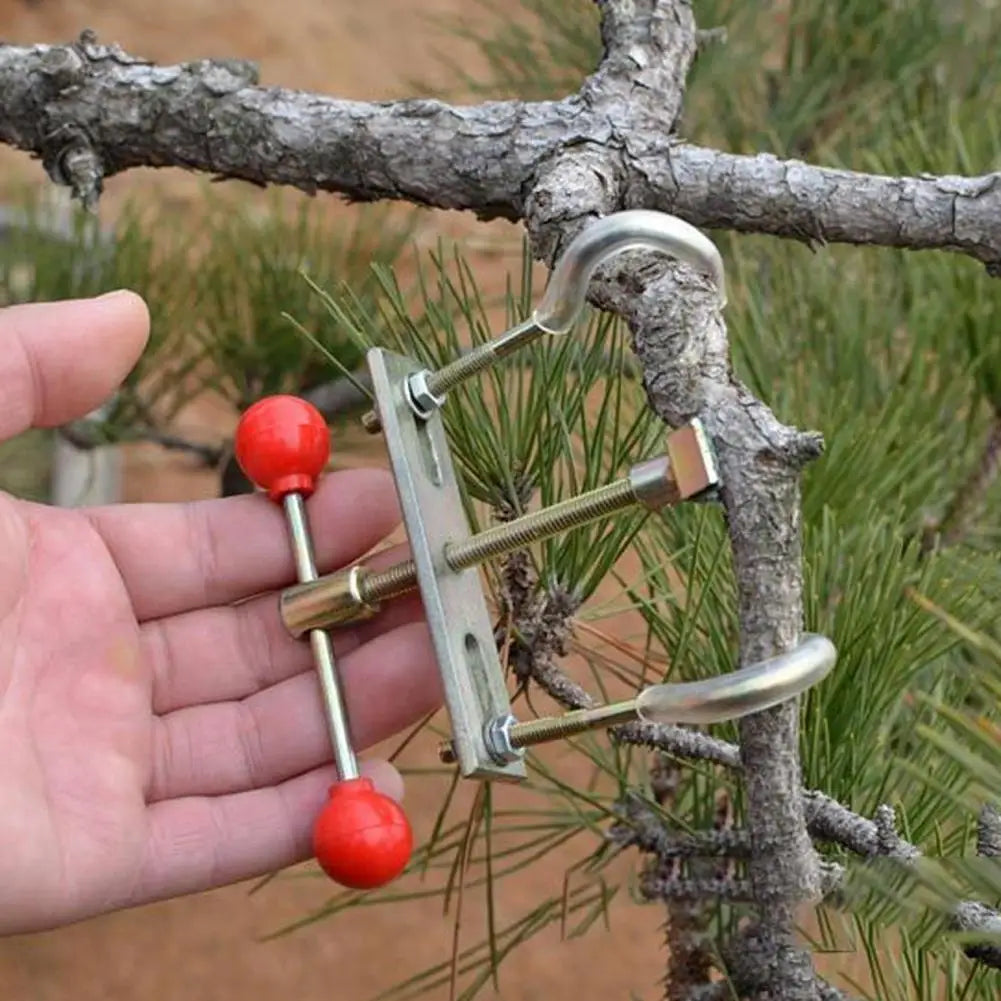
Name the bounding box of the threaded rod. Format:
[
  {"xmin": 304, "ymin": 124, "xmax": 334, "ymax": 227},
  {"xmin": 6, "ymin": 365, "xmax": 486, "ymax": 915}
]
[
  {"xmin": 360, "ymin": 476, "xmax": 637, "ymax": 605},
  {"xmin": 438, "ymin": 701, "xmax": 640, "ymax": 764},
  {"xmin": 508, "ymin": 701, "xmax": 639, "ymax": 747},
  {"xmin": 425, "ymin": 319, "xmax": 543, "ymax": 398},
  {"xmin": 361, "ymin": 558, "xmax": 418, "ymax": 604},
  {"xmin": 361, "ymin": 320, "xmax": 543, "ymax": 432},
  {"xmin": 449, "ymin": 478, "xmax": 635, "ymax": 567}
]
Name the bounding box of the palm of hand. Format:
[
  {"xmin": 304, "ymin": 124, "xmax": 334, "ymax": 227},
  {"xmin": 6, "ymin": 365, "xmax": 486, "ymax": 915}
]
[
  {"xmin": 0, "ymin": 498, "xmax": 153, "ymax": 928},
  {"xmin": 0, "ymin": 294, "xmax": 438, "ymax": 935},
  {"xmin": 0, "ymin": 472, "xmax": 438, "ymax": 936}
]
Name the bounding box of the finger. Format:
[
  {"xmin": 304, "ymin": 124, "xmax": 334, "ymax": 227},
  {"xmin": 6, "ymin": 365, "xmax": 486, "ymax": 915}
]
[
  {"xmin": 133, "ymin": 759, "xmax": 403, "ymax": 906},
  {"xmin": 145, "ymin": 544, "xmax": 420, "ymax": 714},
  {"xmin": 88, "ymin": 467, "xmax": 402, "ymax": 621},
  {"xmin": 0, "ymin": 292, "xmax": 149, "ymax": 441},
  {"xmin": 148, "ymin": 621, "xmax": 441, "ymax": 801}
]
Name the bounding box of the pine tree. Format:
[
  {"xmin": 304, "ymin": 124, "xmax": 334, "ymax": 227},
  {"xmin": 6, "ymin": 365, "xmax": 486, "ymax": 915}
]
[{"xmin": 4, "ymin": 3, "xmax": 1001, "ymax": 999}]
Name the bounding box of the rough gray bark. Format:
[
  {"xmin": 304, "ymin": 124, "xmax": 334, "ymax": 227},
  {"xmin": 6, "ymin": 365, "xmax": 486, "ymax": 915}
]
[
  {"xmin": 3, "ymin": 3, "xmax": 1000, "ymax": 998},
  {"xmin": 516, "ymin": 6, "xmax": 823, "ymax": 994},
  {"xmin": 5, "ymin": 31, "xmax": 1001, "ymax": 266}
]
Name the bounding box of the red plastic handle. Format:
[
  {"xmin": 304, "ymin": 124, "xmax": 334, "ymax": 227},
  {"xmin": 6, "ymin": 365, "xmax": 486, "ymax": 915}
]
[
  {"xmin": 234, "ymin": 395, "xmax": 330, "ymax": 502},
  {"xmin": 313, "ymin": 778, "xmax": 413, "ymax": 888},
  {"xmin": 237, "ymin": 396, "xmax": 412, "ymax": 888}
]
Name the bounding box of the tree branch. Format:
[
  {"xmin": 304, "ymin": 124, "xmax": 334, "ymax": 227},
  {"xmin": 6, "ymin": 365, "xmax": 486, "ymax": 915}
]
[
  {"xmin": 978, "ymin": 803, "xmax": 1001, "ymax": 858},
  {"xmin": 518, "ymin": 13, "xmax": 827, "ymax": 983},
  {"xmin": 59, "ymin": 420, "xmax": 224, "ymax": 466},
  {"xmin": 655, "ymin": 148, "xmax": 1001, "ymax": 271},
  {"xmin": 925, "ymin": 412, "xmax": 1001, "ymax": 549},
  {"xmin": 5, "ymin": 35, "xmax": 1001, "ymax": 267},
  {"xmin": 802, "ymin": 792, "xmax": 919, "ymax": 861},
  {"xmin": 608, "ymin": 811, "xmax": 752, "ymax": 860},
  {"xmin": 613, "ymin": 720, "xmax": 743, "ymax": 770},
  {"xmin": 0, "ymin": 33, "xmax": 548, "ymax": 217},
  {"xmin": 302, "ymin": 371, "xmax": 372, "ymax": 418},
  {"xmin": 614, "ymin": 250, "xmax": 823, "ymax": 1001}
]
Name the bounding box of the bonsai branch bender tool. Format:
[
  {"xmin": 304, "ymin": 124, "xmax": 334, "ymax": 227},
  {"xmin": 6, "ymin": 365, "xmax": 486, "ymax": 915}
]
[{"xmin": 233, "ymin": 211, "xmax": 838, "ymax": 889}]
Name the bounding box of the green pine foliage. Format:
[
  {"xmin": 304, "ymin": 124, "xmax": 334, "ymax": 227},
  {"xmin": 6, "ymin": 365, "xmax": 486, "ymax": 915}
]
[
  {"xmin": 322, "ymin": 3, "xmax": 1001, "ymax": 998},
  {"xmin": 190, "ymin": 197, "xmax": 417, "ymax": 409}
]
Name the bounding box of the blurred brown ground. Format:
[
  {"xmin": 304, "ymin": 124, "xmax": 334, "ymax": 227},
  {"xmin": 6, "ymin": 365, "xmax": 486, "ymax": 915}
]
[{"xmin": 0, "ymin": 2, "xmax": 673, "ymax": 999}]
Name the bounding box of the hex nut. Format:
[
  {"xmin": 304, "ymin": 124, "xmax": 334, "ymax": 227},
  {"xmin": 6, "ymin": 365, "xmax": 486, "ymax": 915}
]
[{"xmin": 405, "ymin": 369, "xmax": 447, "ymax": 419}]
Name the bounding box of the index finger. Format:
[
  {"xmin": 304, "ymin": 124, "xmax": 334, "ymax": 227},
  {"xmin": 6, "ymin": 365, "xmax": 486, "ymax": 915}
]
[{"xmin": 85, "ymin": 467, "xmax": 401, "ymax": 621}]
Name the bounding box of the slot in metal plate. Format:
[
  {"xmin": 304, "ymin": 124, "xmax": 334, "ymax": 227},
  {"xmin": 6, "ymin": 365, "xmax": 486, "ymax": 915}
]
[{"xmin": 367, "ymin": 347, "xmax": 526, "ymax": 783}]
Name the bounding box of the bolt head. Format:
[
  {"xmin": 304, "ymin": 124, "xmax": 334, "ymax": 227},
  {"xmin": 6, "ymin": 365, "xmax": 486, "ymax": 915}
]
[
  {"xmin": 360, "ymin": 408, "xmax": 383, "ymax": 434},
  {"xmin": 483, "ymin": 714, "xmax": 521, "ymax": 764},
  {"xmin": 405, "ymin": 370, "xmax": 446, "ymax": 419}
]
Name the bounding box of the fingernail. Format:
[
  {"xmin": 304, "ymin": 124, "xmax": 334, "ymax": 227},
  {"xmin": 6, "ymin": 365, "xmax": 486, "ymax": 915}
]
[{"xmin": 96, "ymin": 288, "xmax": 132, "ymax": 300}]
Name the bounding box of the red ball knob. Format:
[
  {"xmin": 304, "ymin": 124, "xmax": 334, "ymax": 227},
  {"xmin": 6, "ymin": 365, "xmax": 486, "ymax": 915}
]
[
  {"xmin": 234, "ymin": 395, "xmax": 330, "ymax": 502},
  {"xmin": 312, "ymin": 778, "xmax": 413, "ymax": 889}
]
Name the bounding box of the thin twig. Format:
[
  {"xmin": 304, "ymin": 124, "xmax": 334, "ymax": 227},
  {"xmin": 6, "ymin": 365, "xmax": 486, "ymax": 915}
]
[
  {"xmin": 59, "ymin": 421, "xmax": 224, "ymax": 466},
  {"xmin": 925, "ymin": 412, "xmax": 1001, "ymax": 550}
]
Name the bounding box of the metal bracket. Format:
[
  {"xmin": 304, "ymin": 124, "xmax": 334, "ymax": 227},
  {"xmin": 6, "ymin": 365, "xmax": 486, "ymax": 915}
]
[{"xmin": 367, "ymin": 347, "xmax": 526, "ymax": 783}]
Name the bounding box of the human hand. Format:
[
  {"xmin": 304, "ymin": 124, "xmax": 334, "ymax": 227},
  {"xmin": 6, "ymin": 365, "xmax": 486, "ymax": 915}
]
[{"xmin": 0, "ymin": 292, "xmax": 439, "ymax": 935}]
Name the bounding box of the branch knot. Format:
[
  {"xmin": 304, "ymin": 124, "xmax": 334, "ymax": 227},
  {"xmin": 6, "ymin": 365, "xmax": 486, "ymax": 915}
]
[{"xmin": 38, "ymin": 46, "xmax": 86, "ymax": 93}]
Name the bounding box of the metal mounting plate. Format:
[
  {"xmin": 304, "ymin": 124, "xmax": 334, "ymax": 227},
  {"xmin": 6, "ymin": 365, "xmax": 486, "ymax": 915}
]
[{"xmin": 367, "ymin": 347, "xmax": 526, "ymax": 783}]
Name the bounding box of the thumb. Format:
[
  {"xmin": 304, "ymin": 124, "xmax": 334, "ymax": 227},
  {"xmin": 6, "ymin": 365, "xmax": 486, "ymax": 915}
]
[{"xmin": 0, "ymin": 291, "xmax": 150, "ymax": 442}]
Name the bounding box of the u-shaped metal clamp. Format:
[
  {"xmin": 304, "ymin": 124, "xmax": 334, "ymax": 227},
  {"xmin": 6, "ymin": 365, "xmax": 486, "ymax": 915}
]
[
  {"xmin": 444, "ymin": 634, "xmax": 837, "ymax": 766},
  {"xmin": 360, "ymin": 210, "xmax": 727, "ymax": 430}
]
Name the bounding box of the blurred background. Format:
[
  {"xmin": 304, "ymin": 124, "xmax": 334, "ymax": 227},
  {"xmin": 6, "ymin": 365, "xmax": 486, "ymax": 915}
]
[{"xmin": 5, "ymin": 2, "xmax": 1001, "ymax": 1000}]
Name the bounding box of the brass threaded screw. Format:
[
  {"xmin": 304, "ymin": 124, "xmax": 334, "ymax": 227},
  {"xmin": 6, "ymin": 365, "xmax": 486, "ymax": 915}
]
[
  {"xmin": 279, "ymin": 420, "xmax": 717, "ymax": 636},
  {"xmin": 438, "ymin": 701, "xmax": 641, "ymax": 764},
  {"xmin": 281, "ymin": 478, "xmax": 646, "ymax": 635},
  {"xmin": 359, "ymin": 477, "xmax": 636, "ymax": 605},
  {"xmin": 360, "ymin": 557, "xmax": 418, "ymax": 604},
  {"xmin": 448, "ymin": 478, "xmax": 635, "ymax": 566},
  {"xmin": 361, "ymin": 320, "xmax": 543, "ymax": 433}
]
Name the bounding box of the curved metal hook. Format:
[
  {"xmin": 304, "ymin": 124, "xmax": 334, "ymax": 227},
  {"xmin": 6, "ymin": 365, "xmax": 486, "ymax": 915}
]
[
  {"xmin": 460, "ymin": 633, "xmax": 837, "ymax": 765},
  {"xmin": 362, "ymin": 209, "xmax": 728, "ymax": 428},
  {"xmin": 533, "ymin": 209, "xmax": 727, "ymax": 335},
  {"xmin": 635, "ymin": 633, "xmax": 836, "ymax": 725}
]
